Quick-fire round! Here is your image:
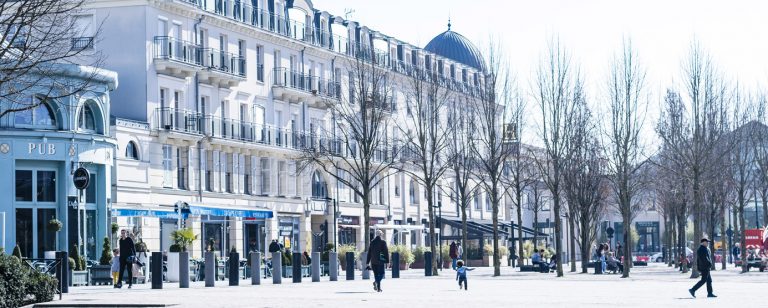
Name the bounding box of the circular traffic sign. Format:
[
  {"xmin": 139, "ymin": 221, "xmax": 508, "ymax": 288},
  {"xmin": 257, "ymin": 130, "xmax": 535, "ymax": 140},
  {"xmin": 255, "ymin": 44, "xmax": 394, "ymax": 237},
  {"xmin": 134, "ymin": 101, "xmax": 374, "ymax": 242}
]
[{"xmin": 73, "ymin": 167, "xmax": 90, "ymax": 190}]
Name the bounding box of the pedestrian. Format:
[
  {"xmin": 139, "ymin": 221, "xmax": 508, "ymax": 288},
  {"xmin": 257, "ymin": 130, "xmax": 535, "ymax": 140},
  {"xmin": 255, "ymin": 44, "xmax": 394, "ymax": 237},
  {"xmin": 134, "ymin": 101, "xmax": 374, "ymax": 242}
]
[
  {"xmin": 303, "ymin": 251, "xmax": 312, "ymax": 265},
  {"xmin": 366, "ymin": 230, "xmax": 389, "ymax": 292},
  {"xmin": 268, "ymin": 240, "xmax": 280, "ymax": 253},
  {"xmin": 449, "ymin": 242, "xmax": 458, "ymax": 269},
  {"xmin": 111, "ymin": 249, "xmax": 120, "ymax": 287},
  {"xmin": 117, "ymin": 229, "xmax": 136, "ymax": 289},
  {"xmin": 689, "ymin": 238, "xmax": 716, "ymax": 298},
  {"xmin": 600, "ymin": 244, "xmax": 607, "ymax": 273},
  {"xmin": 731, "ymin": 243, "xmax": 740, "ymax": 264},
  {"xmin": 457, "ymin": 243, "xmax": 463, "ymax": 260},
  {"xmin": 454, "ymin": 260, "xmax": 474, "ymax": 290}
]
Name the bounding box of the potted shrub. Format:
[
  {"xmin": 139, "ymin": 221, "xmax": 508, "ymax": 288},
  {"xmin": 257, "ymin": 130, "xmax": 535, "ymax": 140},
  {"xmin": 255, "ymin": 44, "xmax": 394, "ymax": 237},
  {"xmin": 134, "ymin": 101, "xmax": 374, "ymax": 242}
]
[
  {"xmin": 389, "ymin": 245, "xmax": 413, "ymax": 270},
  {"xmin": 90, "ymin": 237, "xmax": 113, "ymax": 285},
  {"xmin": 70, "ymin": 244, "xmax": 89, "ymax": 286},
  {"xmin": 168, "ymin": 227, "xmax": 198, "ymax": 282},
  {"xmin": 336, "ymin": 244, "xmax": 358, "ymax": 271},
  {"xmin": 44, "ymin": 219, "xmax": 62, "ymax": 259},
  {"xmin": 411, "ymin": 246, "xmax": 430, "ymax": 269}
]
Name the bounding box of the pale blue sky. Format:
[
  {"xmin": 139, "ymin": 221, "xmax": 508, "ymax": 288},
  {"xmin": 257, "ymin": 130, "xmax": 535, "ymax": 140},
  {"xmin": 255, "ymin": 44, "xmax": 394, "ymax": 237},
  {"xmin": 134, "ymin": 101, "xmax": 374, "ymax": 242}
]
[{"xmin": 315, "ymin": 0, "xmax": 768, "ymax": 144}]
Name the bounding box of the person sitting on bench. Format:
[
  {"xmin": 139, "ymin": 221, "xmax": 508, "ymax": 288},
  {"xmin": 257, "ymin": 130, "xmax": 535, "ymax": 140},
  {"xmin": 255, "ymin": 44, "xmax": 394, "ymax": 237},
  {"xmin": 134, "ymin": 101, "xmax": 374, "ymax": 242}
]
[
  {"xmin": 532, "ymin": 249, "xmax": 547, "ymax": 273},
  {"xmin": 606, "ymin": 252, "xmax": 623, "ymax": 274}
]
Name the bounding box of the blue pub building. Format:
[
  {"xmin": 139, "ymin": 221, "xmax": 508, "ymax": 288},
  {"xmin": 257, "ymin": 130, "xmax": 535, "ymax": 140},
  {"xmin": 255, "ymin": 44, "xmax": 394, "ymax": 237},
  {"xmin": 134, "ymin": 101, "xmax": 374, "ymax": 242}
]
[{"xmin": 0, "ymin": 64, "xmax": 117, "ymax": 260}]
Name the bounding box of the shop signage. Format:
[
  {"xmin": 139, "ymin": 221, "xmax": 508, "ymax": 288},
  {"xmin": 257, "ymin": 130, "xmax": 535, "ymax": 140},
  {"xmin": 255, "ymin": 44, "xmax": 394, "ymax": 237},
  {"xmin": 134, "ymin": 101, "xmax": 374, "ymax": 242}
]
[
  {"xmin": 28, "ymin": 142, "xmax": 56, "ymax": 155},
  {"xmin": 370, "ymin": 217, "xmax": 385, "ymax": 225},
  {"xmin": 339, "ymin": 215, "xmax": 359, "ymax": 225},
  {"xmin": 73, "ymin": 168, "xmax": 90, "ymax": 190}
]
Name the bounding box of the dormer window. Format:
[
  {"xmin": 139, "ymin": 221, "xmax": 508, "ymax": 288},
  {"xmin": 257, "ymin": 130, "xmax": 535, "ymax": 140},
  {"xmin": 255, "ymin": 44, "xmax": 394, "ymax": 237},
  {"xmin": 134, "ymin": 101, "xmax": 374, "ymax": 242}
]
[{"xmin": 14, "ymin": 97, "xmax": 56, "ymax": 129}]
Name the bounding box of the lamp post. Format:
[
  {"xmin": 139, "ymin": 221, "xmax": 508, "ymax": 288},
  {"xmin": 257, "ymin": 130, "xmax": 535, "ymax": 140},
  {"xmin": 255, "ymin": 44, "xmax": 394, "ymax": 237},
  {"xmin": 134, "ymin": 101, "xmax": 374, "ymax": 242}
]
[
  {"xmin": 432, "ymin": 201, "xmax": 442, "ymax": 270},
  {"xmin": 326, "ymin": 197, "xmax": 338, "ymax": 251}
]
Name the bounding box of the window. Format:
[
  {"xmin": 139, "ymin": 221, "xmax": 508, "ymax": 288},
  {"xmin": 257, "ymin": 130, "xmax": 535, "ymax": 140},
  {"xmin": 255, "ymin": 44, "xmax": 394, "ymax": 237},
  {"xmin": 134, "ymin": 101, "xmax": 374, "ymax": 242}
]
[
  {"xmin": 394, "ymin": 174, "xmax": 400, "ymax": 197},
  {"xmin": 14, "ymin": 98, "xmax": 56, "ymax": 128},
  {"xmin": 36, "ymin": 171, "xmax": 56, "ymax": 203},
  {"xmin": 177, "ymin": 147, "xmax": 188, "ymax": 190},
  {"xmin": 78, "ymin": 104, "xmax": 96, "ymax": 131},
  {"xmin": 485, "ymin": 194, "xmax": 491, "ymax": 211},
  {"xmin": 125, "ymin": 141, "xmax": 139, "ymax": 160},
  {"xmin": 85, "ymin": 173, "xmax": 96, "ymax": 203},
  {"xmin": 311, "ymin": 171, "xmax": 326, "ymax": 199},
  {"xmin": 256, "ymin": 45, "xmax": 264, "ymax": 82},
  {"xmin": 162, "ymin": 144, "xmax": 173, "ymax": 188},
  {"xmin": 225, "ymin": 153, "xmax": 233, "ymax": 193},
  {"xmin": 15, "ymin": 170, "xmax": 32, "ymax": 202},
  {"xmin": 474, "ymin": 192, "xmax": 481, "ymax": 210},
  {"xmin": 277, "ymin": 161, "xmax": 286, "ymax": 196},
  {"xmin": 409, "ymin": 180, "xmax": 418, "ymax": 205},
  {"xmin": 205, "ymin": 150, "xmax": 213, "ymax": 192},
  {"xmin": 260, "ymin": 157, "xmax": 270, "ymax": 195}
]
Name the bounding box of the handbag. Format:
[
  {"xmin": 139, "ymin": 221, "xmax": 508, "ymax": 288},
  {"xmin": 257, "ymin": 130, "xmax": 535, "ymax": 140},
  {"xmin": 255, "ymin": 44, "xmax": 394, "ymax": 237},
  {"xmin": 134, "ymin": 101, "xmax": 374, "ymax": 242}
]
[{"xmin": 378, "ymin": 252, "xmax": 387, "ymax": 263}]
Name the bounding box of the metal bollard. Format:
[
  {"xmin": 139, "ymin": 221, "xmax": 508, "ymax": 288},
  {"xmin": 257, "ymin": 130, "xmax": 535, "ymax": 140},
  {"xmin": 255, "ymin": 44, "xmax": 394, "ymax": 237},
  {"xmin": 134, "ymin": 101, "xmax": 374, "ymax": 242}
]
[
  {"xmin": 229, "ymin": 252, "xmax": 240, "ymax": 286},
  {"xmin": 179, "ymin": 251, "xmax": 189, "ymax": 288},
  {"xmin": 391, "ymin": 252, "xmax": 400, "ymax": 278},
  {"xmin": 251, "ymin": 252, "xmax": 261, "ymax": 285},
  {"xmin": 292, "ymin": 253, "xmax": 302, "ymax": 283},
  {"xmin": 345, "ymin": 252, "xmax": 354, "ymax": 280},
  {"xmin": 424, "ymin": 251, "xmax": 433, "ymax": 277},
  {"xmin": 361, "ymin": 252, "xmax": 370, "ymax": 280},
  {"xmin": 272, "ymin": 252, "xmax": 282, "ymax": 284},
  {"xmin": 329, "ymin": 252, "xmax": 338, "ymax": 281},
  {"xmin": 55, "ymin": 251, "xmax": 68, "ymax": 294},
  {"xmin": 205, "ymin": 252, "xmax": 215, "ymax": 287},
  {"xmin": 312, "ymin": 252, "xmax": 321, "ymax": 282},
  {"xmin": 151, "ymin": 252, "xmax": 163, "ymax": 289}
]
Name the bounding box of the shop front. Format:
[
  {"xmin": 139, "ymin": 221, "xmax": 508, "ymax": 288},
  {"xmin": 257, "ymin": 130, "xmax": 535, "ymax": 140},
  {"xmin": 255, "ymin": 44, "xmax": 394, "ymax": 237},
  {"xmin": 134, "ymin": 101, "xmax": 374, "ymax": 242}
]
[{"xmin": 0, "ymin": 65, "xmax": 117, "ymax": 259}]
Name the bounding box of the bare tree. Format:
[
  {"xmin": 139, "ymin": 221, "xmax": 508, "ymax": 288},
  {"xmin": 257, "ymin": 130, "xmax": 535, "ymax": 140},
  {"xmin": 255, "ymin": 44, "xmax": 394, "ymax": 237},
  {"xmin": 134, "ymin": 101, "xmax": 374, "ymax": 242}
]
[
  {"xmin": 533, "ymin": 38, "xmax": 577, "ymax": 277},
  {"xmin": 0, "ymin": 0, "xmax": 104, "ymax": 119},
  {"xmin": 657, "ymin": 42, "xmax": 730, "ymax": 278},
  {"xmin": 525, "ymin": 180, "xmax": 549, "ymax": 248},
  {"xmin": 603, "ymin": 40, "xmax": 648, "ymax": 278},
  {"xmin": 397, "ymin": 66, "xmax": 453, "ymax": 275},
  {"xmin": 446, "ymin": 96, "xmax": 478, "ymax": 260},
  {"xmin": 562, "ymin": 86, "xmax": 606, "ymax": 274},
  {"xmin": 300, "ymin": 55, "xmax": 397, "ymax": 254},
  {"xmin": 472, "ymin": 41, "xmax": 517, "ymax": 277}
]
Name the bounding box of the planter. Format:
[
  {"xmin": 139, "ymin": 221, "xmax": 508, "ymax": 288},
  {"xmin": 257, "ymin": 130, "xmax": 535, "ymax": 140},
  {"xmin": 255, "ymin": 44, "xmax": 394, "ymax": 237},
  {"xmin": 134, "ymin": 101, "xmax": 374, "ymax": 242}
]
[
  {"xmin": 71, "ymin": 270, "xmax": 89, "ymax": 286},
  {"xmin": 411, "ymin": 260, "xmax": 425, "ymax": 269},
  {"xmin": 167, "ymin": 252, "xmax": 179, "ymax": 282},
  {"xmin": 399, "ymin": 262, "xmax": 410, "ymax": 270},
  {"xmin": 89, "ymin": 265, "xmax": 112, "ymax": 285}
]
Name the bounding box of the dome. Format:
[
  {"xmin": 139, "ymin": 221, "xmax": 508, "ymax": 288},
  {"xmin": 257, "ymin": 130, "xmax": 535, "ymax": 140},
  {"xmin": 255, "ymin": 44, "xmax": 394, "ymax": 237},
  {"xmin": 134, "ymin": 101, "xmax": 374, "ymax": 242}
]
[{"xmin": 424, "ymin": 25, "xmax": 485, "ymax": 71}]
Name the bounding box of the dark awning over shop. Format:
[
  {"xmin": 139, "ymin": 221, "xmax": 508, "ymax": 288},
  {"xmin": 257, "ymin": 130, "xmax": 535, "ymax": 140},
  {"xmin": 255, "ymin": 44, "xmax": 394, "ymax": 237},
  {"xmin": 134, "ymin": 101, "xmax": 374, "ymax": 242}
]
[{"xmin": 441, "ymin": 217, "xmax": 548, "ymax": 240}]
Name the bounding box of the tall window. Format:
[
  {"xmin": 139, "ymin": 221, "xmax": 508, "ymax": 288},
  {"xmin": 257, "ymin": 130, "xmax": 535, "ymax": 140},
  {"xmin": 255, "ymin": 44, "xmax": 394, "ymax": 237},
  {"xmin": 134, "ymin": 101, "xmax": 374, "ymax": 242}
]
[
  {"xmin": 311, "ymin": 171, "xmax": 326, "ymax": 199},
  {"xmin": 205, "ymin": 150, "xmax": 213, "ymax": 192},
  {"xmin": 277, "ymin": 161, "xmax": 286, "ymax": 196},
  {"xmin": 256, "ymin": 45, "xmax": 264, "ymax": 81},
  {"xmin": 78, "ymin": 104, "xmax": 96, "ymax": 131},
  {"xmin": 14, "ymin": 97, "xmax": 56, "ymax": 128},
  {"xmin": 162, "ymin": 144, "xmax": 173, "ymax": 188},
  {"xmin": 260, "ymin": 157, "xmax": 270, "ymax": 195},
  {"xmin": 177, "ymin": 147, "xmax": 188, "ymax": 190},
  {"xmin": 125, "ymin": 141, "xmax": 139, "ymax": 160}
]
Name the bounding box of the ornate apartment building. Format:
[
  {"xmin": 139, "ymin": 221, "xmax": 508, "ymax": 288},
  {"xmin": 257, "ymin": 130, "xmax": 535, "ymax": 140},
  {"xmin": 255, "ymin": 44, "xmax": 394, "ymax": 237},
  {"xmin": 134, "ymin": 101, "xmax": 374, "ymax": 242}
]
[{"xmin": 81, "ymin": 0, "xmax": 550, "ymax": 259}]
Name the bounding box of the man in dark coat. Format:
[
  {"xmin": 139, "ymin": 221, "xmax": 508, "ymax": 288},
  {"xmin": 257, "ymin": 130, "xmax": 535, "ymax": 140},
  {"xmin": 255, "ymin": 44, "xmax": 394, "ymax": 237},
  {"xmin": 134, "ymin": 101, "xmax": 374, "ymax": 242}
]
[
  {"xmin": 117, "ymin": 229, "xmax": 136, "ymax": 289},
  {"xmin": 268, "ymin": 240, "xmax": 280, "ymax": 253},
  {"xmin": 689, "ymin": 238, "xmax": 716, "ymax": 298},
  {"xmin": 366, "ymin": 230, "xmax": 389, "ymax": 292}
]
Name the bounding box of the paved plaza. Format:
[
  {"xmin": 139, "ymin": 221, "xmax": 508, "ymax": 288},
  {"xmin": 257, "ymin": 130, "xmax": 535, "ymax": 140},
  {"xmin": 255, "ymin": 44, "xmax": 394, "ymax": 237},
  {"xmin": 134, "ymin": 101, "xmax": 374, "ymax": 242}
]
[{"xmin": 30, "ymin": 264, "xmax": 766, "ymax": 308}]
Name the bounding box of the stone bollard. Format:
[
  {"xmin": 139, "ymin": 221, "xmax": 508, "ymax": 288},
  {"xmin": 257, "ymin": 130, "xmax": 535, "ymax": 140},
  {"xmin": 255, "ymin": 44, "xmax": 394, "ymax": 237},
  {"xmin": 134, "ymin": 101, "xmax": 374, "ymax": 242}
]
[
  {"xmin": 292, "ymin": 253, "xmax": 302, "ymax": 283},
  {"xmin": 229, "ymin": 252, "xmax": 240, "ymax": 286},
  {"xmin": 424, "ymin": 251, "xmax": 433, "ymax": 277},
  {"xmin": 345, "ymin": 252, "xmax": 354, "ymax": 280},
  {"xmin": 312, "ymin": 252, "xmax": 321, "ymax": 282},
  {"xmin": 205, "ymin": 252, "xmax": 215, "ymax": 287},
  {"xmin": 361, "ymin": 252, "xmax": 370, "ymax": 280},
  {"xmin": 151, "ymin": 252, "xmax": 163, "ymax": 289},
  {"xmin": 391, "ymin": 252, "xmax": 400, "ymax": 279},
  {"xmin": 251, "ymin": 252, "xmax": 261, "ymax": 285},
  {"xmin": 55, "ymin": 251, "xmax": 69, "ymax": 293},
  {"xmin": 272, "ymin": 252, "xmax": 282, "ymax": 284},
  {"xmin": 594, "ymin": 260, "xmax": 603, "ymax": 275},
  {"xmin": 179, "ymin": 251, "xmax": 189, "ymax": 288},
  {"xmin": 329, "ymin": 252, "xmax": 338, "ymax": 281}
]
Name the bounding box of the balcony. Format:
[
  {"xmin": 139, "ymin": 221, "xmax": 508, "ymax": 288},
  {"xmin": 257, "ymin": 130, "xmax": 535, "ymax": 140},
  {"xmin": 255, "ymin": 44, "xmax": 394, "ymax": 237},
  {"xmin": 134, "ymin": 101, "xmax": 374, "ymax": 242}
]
[
  {"xmin": 272, "ymin": 67, "xmax": 319, "ymax": 105},
  {"xmin": 71, "ymin": 37, "xmax": 94, "ymax": 50},
  {"xmin": 198, "ymin": 48, "xmax": 246, "ymax": 87},
  {"xmin": 153, "ymin": 36, "xmax": 202, "ymax": 78}
]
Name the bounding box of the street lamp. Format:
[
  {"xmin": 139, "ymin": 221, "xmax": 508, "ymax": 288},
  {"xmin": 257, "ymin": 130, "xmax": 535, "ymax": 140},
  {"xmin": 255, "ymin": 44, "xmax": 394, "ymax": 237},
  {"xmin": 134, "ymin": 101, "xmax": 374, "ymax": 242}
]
[
  {"xmin": 326, "ymin": 197, "xmax": 339, "ymax": 251},
  {"xmin": 432, "ymin": 201, "xmax": 442, "ymax": 270}
]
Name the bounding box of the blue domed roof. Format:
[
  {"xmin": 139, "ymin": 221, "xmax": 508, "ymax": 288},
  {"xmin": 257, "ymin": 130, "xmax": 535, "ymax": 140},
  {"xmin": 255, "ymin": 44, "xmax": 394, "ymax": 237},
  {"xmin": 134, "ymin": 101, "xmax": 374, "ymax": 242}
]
[{"xmin": 424, "ymin": 28, "xmax": 485, "ymax": 71}]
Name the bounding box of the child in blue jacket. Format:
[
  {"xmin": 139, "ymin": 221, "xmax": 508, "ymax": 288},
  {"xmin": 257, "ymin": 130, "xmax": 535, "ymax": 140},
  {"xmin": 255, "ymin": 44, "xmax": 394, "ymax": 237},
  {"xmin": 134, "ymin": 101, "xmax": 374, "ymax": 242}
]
[{"xmin": 455, "ymin": 260, "xmax": 474, "ymax": 290}]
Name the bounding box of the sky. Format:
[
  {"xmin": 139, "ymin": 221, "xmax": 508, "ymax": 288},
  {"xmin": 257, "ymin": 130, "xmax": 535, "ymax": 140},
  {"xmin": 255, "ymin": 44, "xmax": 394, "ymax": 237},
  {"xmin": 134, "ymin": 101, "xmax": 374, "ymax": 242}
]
[{"xmin": 313, "ymin": 0, "xmax": 768, "ymax": 146}]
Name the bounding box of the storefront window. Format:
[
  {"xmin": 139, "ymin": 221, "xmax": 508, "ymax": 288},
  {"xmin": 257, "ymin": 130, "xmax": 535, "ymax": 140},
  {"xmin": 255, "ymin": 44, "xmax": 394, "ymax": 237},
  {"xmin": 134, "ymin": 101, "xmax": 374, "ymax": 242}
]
[
  {"xmin": 37, "ymin": 209, "xmax": 57, "ymax": 256},
  {"xmin": 85, "ymin": 173, "xmax": 96, "ymax": 203},
  {"xmin": 15, "ymin": 170, "xmax": 33, "ymax": 202},
  {"xmin": 15, "ymin": 208, "xmax": 33, "ymax": 257},
  {"xmin": 36, "ymin": 170, "xmax": 56, "ymax": 202}
]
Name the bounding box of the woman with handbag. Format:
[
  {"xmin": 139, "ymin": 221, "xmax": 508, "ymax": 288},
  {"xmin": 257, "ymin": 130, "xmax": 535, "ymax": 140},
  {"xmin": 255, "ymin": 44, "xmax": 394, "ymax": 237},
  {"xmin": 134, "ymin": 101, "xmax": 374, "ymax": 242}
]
[{"xmin": 117, "ymin": 229, "xmax": 136, "ymax": 289}]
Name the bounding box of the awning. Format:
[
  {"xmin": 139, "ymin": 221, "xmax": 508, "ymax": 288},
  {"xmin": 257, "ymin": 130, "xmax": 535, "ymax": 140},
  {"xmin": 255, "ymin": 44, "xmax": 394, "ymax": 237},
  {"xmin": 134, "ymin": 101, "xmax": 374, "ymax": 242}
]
[
  {"xmin": 373, "ymin": 224, "xmax": 425, "ymax": 232},
  {"xmin": 500, "ymin": 222, "xmax": 549, "ymax": 238},
  {"xmin": 111, "ymin": 205, "xmax": 181, "ymax": 219},
  {"xmin": 189, "ymin": 205, "xmax": 273, "ymax": 219},
  {"xmin": 441, "ymin": 217, "xmax": 511, "ymax": 238}
]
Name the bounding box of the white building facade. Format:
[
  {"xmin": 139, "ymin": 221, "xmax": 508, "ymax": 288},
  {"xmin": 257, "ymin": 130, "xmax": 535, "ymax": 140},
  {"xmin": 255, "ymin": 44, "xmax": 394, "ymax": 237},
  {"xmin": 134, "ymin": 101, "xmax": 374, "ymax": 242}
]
[{"xmin": 83, "ymin": 0, "xmax": 531, "ymax": 260}]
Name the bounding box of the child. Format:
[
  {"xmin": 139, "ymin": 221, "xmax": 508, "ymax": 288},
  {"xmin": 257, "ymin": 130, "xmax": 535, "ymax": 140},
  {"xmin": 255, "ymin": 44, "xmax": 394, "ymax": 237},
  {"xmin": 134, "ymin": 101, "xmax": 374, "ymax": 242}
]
[
  {"xmin": 111, "ymin": 249, "xmax": 120, "ymax": 287},
  {"xmin": 455, "ymin": 260, "xmax": 474, "ymax": 290}
]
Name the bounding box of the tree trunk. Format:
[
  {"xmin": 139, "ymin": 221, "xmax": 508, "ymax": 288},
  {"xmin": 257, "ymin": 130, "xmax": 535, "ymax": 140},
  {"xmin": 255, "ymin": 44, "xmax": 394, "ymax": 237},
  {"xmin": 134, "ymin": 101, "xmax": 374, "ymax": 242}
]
[
  {"xmin": 554, "ymin": 197, "xmax": 564, "ymax": 277},
  {"xmin": 621, "ymin": 211, "xmax": 631, "ymax": 278},
  {"xmin": 516, "ymin": 196, "xmax": 524, "ymax": 268},
  {"xmin": 492, "ymin": 185, "xmax": 500, "ymax": 277},
  {"xmin": 738, "ymin": 206, "xmax": 748, "ymax": 273},
  {"xmin": 533, "ymin": 210, "xmax": 539, "ymax": 249},
  {"xmin": 720, "ymin": 206, "xmax": 727, "ymax": 270},
  {"xmin": 461, "ymin": 203, "xmax": 468, "ymax": 262},
  {"xmin": 568, "ymin": 214, "xmax": 576, "ymax": 272},
  {"xmin": 580, "ymin": 218, "xmax": 589, "ymax": 273},
  {"xmin": 427, "ymin": 186, "xmax": 438, "ymax": 276},
  {"xmin": 690, "ymin": 210, "xmax": 702, "ymax": 279}
]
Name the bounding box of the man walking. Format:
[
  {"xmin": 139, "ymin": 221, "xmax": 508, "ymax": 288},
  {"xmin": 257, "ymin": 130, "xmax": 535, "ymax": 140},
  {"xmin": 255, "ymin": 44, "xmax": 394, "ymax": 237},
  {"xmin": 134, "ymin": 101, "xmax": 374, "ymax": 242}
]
[
  {"xmin": 117, "ymin": 229, "xmax": 136, "ymax": 289},
  {"xmin": 689, "ymin": 238, "xmax": 716, "ymax": 298},
  {"xmin": 366, "ymin": 230, "xmax": 389, "ymax": 292}
]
